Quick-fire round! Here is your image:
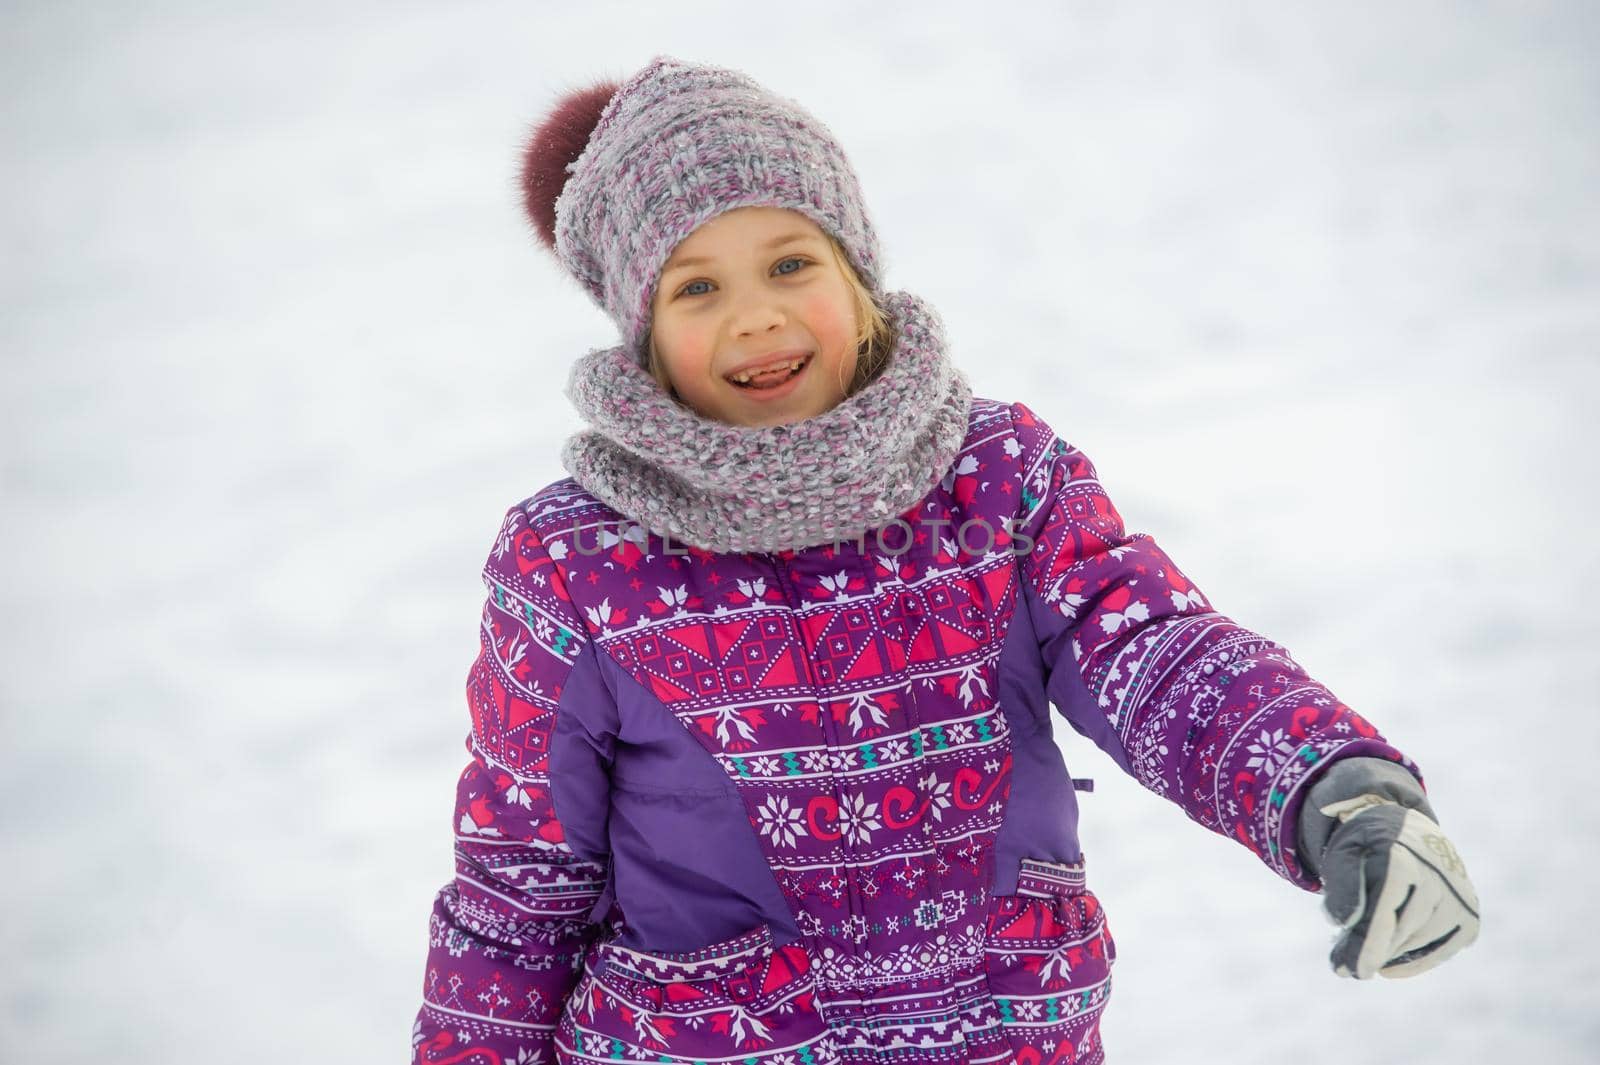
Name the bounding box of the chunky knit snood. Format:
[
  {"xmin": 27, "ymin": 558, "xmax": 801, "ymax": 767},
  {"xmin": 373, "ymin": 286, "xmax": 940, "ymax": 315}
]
[{"xmin": 561, "ymin": 290, "xmax": 972, "ymax": 555}]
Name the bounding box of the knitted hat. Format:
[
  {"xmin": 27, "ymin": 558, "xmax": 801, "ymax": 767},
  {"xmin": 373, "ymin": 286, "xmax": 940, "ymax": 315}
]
[{"xmin": 520, "ymin": 55, "xmax": 883, "ymax": 362}]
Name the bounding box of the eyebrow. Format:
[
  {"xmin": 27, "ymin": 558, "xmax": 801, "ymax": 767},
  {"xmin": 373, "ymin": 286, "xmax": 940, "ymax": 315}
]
[{"xmin": 662, "ymin": 232, "xmax": 821, "ymax": 274}]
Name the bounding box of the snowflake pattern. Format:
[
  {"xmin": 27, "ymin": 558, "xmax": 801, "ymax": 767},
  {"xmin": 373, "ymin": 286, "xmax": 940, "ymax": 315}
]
[
  {"xmin": 414, "ymin": 401, "xmax": 1415, "ymax": 1065},
  {"xmin": 754, "ymin": 794, "xmax": 807, "ymax": 848},
  {"xmin": 837, "ymin": 792, "xmax": 882, "ymax": 847},
  {"xmin": 1244, "ymin": 726, "xmax": 1296, "ymax": 776}
]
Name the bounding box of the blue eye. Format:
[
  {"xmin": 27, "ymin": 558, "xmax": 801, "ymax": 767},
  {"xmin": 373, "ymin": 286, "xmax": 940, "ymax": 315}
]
[{"xmin": 674, "ymin": 258, "xmax": 810, "ymax": 300}]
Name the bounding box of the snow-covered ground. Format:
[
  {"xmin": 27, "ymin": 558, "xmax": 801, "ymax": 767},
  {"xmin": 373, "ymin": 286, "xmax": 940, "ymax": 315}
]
[{"xmin": 4, "ymin": 1, "xmax": 1596, "ymax": 1061}]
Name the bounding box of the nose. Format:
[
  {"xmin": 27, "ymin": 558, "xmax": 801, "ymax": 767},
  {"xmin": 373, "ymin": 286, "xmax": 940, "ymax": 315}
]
[{"xmin": 730, "ymin": 293, "xmax": 786, "ymax": 338}]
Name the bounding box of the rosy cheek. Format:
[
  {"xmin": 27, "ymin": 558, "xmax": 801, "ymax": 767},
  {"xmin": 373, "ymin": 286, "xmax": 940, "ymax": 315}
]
[
  {"xmin": 803, "ymin": 294, "xmax": 853, "ymax": 351},
  {"xmin": 688, "ymin": 327, "xmax": 718, "ymax": 367},
  {"xmin": 659, "ymin": 321, "xmax": 716, "ymax": 372}
]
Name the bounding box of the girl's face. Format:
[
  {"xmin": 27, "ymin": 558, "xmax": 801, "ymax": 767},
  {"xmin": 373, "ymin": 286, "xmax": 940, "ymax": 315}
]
[{"xmin": 649, "ymin": 206, "xmax": 860, "ymax": 428}]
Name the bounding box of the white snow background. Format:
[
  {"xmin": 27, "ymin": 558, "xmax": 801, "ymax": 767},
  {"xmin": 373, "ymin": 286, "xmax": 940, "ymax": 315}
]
[{"xmin": 4, "ymin": 1, "xmax": 1597, "ymax": 1062}]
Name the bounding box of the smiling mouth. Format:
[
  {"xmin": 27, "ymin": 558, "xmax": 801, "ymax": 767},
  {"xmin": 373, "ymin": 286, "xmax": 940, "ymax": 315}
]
[{"xmin": 727, "ymin": 353, "xmax": 813, "ymax": 390}]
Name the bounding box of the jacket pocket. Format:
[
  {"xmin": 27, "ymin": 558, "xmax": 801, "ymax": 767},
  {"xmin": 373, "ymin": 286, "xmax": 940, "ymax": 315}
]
[
  {"xmin": 557, "ymin": 923, "xmax": 836, "ymax": 1065},
  {"xmin": 982, "ymin": 857, "xmax": 1116, "ymax": 1062}
]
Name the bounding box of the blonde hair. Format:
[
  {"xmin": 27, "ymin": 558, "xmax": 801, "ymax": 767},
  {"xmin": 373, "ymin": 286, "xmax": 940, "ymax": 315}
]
[{"xmin": 644, "ymin": 234, "xmax": 895, "ymax": 401}]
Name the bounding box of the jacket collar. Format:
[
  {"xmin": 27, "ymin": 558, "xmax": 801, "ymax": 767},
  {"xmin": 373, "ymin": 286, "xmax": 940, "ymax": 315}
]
[{"xmin": 561, "ymin": 290, "xmax": 973, "ymax": 554}]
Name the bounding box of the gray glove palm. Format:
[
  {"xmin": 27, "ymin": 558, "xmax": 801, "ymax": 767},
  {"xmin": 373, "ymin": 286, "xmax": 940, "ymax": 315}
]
[{"xmin": 1297, "ymin": 757, "xmax": 1481, "ymax": 979}]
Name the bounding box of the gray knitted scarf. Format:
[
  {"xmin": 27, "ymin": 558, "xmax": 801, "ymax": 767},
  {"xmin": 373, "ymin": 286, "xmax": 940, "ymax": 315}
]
[{"xmin": 561, "ymin": 290, "xmax": 972, "ymax": 554}]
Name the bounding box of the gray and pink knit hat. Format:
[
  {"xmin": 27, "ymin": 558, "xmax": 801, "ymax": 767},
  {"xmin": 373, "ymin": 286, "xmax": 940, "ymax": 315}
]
[{"xmin": 520, "ymin": 55, "xmax": 884, "ymax": 362}]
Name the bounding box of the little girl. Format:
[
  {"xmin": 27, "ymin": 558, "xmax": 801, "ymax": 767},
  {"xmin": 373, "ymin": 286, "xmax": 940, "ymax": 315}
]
[{"xmin": 412, "ymin": 56, "xmax": 1479, "ymax": 1065}]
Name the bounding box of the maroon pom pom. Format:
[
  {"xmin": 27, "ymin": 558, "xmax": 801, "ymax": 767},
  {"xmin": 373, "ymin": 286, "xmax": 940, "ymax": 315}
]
[{"xmin": 521, "ymin": 80, "xmax": 621, "ymax": 250}]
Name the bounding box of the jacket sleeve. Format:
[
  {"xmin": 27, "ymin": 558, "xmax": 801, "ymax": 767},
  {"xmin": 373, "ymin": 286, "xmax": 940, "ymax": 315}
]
[
  {"xmin": 1006, "ymin": 401, "xmax": 1427, "ymax": 892},
  {"xmin": 413, "ymin": 504, "xmax": 611, "ymax": 1064}
]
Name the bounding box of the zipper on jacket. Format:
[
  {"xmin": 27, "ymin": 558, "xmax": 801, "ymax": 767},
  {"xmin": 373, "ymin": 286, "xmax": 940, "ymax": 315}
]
[{"xmin": 769, "ymin": 551, "xmax": 871, "ymax": 1016}]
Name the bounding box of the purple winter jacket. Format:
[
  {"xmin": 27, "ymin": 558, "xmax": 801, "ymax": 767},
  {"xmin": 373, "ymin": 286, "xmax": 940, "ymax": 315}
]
[{"xmin": 412, "ymin": 398, "xmax": 1422, "ymax": 1065}]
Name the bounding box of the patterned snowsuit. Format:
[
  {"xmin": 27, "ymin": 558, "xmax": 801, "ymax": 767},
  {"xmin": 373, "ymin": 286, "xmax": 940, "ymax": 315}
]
[{"xmin": 413, "ymin": 398, "xmax": 1421, "ymax": 1065}]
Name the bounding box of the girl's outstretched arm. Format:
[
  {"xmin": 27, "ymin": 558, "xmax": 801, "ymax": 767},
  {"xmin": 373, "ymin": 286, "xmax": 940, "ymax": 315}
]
[
  {"xmin": 1007, "ymin": 401, "xmax": 1425, "ymax": 892},
  {"xmin": 412, "ymin": 505, "xmax": 613, "ymax": 1065}
]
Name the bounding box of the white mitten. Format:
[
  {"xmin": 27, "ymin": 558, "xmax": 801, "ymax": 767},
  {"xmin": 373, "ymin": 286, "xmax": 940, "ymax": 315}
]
[{"xmin": 1297, "ymin": 757, "xmax": 1481, "ymax": 979}]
